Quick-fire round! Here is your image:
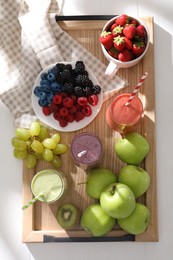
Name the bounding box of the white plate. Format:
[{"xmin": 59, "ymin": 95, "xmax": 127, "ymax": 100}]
[{"xmin": 31, "ymin": 62, "xmax": 103, "ymax": 132}]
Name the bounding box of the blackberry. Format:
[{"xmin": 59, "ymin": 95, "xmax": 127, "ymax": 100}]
[
  {"xmin": 83, "ymin": 86, "xmax": 92, "ymax": 97},
  {"xmin": 56, "ymin": 74, "xmax": 64, "ymax": 85},
  {"xmin": 92, "ymin": 85, "xmax": 101, "ymax": 94},
  {"xmin": 75, "ymin": 74, "xmax": 90, "ymax": 87},
  {"xmin": 64, "ymin": 64, "xmax": 73, "ymax": 71},
  {"xmin": 61, "ymin": 69, "xmax": 71, "ymax": 80},
  {"xmin": 73, "ymin": 86, "xmax": 84, "ymax": 97},
  {"xmin": 64, "ymin": 82, "xmax": 74, "ymax": 94},
  {"xmin": 56, "ymin": 63, "xmax": 65, "ymax": 72},
  {"xmin": 75, "ymin": 61, "xmax": 85, "ymax": 74}
]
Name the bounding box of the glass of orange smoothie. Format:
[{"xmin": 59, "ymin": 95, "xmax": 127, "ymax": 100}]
[{"xmin": 106, "ymin": 93, "xmax": 143, "ymax": 134}]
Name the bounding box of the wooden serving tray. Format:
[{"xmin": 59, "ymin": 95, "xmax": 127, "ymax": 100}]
[{"xmin": 22, "ymin": 17, "xmax": 158, "ymax": 242}]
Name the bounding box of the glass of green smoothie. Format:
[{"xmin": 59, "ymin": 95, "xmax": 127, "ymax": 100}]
[{"xmin": 31, "ymin": 169, "xmax": 68, "ymax": 203}]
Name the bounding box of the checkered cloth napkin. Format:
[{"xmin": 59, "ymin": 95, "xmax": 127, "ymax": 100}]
[{"xmin": 0, "ymin": 0, "xmax": 126, "ymax": 128}]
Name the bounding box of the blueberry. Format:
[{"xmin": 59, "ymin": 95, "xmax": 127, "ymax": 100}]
[
  {"xmin": 42, "ymin": 85, "xmax": 52, "ymax": 93},
  {"xmin": 40, "ymin": 72, "xmax": 48, "ymax": 80},
  {"xmin": 51, "ymin": 82, "xmax": 61, "ymax": 92},
  {"xmin": 40, "ymin": 79, "xmax": 50, "ymax": 87},
  {"xmin": 34, "ymin": 86, "xmax": 42, "ymax": 97},
  {"xmin": 39, "ymin": 91, "xmax": 47, "ymax": 100},
  {"xmin": 38, "ymin": 98, "xmax": 48, "ymax": 107},
  {"xmin": 47, "ymin": 93, "xmax": 54, "ymax": 104},
  {"xmin": 47, "ymin": 72, "xmax": 56, "ymax": 82}
]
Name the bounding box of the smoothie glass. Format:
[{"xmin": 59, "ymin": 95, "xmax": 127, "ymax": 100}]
[
  {"xmin": 70, "ymin": 132, "xmax": 104, "ymax": 170},
  {"xmin": 31, "ymin": 169, "xmax": 68, "ymax": 203},
  {"xmin": 106, "ymin": 93, "xmax": 143, "ymax": 134}
]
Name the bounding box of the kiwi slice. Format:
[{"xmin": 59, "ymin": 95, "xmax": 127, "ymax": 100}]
[{"xmin": 56, "ymin": 203, "xmax": 80, "ymax": 229}]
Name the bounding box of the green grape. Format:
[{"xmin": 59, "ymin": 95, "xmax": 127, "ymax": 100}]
[
  {"xmin": 42, "ymin": 148, "xmax": 53, "ymax": 162},
  {"xmin": 38, "ymin": 126, "xmax": 50, "ymax": 141},
  {"xmin": 52, "ymin": 143, "xmax": 68, "ymax": 155},
  {"xmin": 15, "ymin": 127, "xmax": 31, "ymax": 141},
  {"xmin": 26, "ymin": 140, "xmax": 31, "ymax": 149},
  {"xmin": 51, "ymin": 133, "xmax": 61, "ymax": 144},
  {"xmin": 25, "ymin": 154, "xmax": 37, "ymax": 169},
  {"xmin": 11, "ymin": 137, "xmax": 27, "ymax": 151},
  {"xmin": 35, "ymin": 152, "xmax": 43, "ymax": 160},
  {"xmin": 31, "ymin": 140, "xmax": 44, "ymax": 154},
  {"xmin": 42, "ymin": 138, "xmax": 56, "ymax": 149},
  {"xmin": 51, "ymin": 155, "xmax": 62, "ymax": 168},
  {"xmin": 13, "ymin": 149, "xmax": 28, "ymax": 159},
  {"xmin": 30, "ymin": 121, "xmax": 41, "ymax": 137}
]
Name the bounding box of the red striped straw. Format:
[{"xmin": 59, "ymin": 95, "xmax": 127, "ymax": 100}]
[{"xmin": 125, "ymin": 72, "xmax": 148, "ymax": 106}]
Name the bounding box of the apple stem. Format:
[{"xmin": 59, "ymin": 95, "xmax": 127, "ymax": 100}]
[
  {"xmin": 77, "ymin": 181, "xmax": 87, "ymax": 185},
  {"xmin": 111, "ymin": 184, "xmax": 116, "ymax": 194}
]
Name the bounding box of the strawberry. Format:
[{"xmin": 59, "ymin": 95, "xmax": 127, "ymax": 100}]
[
  {"xmin": 112, "ymin": 25, "xmax": 124, "ymax": 37},
  {"xmin": 116, "ymin": 14, "xmax": 129, "ymax": 26},
  {"xmin": 132, "ymin": 41, "xmax": 146, "ymax": 56},
  {"xmin": 108, "ymin": 47, "xmax": 119, "ymax": 58},
  {"xmin": 136, "ymin": 24, "xmax": 146, "ymax": 38},
  {"xmin": 113, "ymin": 36, "xmax": 126, "ymax": 51},
  {"xmin": 118, "ymin": 49, "xmax": 133, "ymax": 62},
  {"xmin": 124, "ymin": 37, "xmax": 132, "ymax": 50},
  {"xmin": 123, "ymin": 25, "xmax": 137, "ymax": 39},
  {"xmin": 99, "ymin": 31, "xmax": 113, "ymax": 50}
]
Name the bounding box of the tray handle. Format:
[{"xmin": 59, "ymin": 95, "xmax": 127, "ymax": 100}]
[{"xmin": 44, "ymin": 234, "xmax": 135, "ymax": 242}]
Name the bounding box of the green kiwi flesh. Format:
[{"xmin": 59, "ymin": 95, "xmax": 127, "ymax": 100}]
[{"xmin": 56, "ymin": 203, "xmax": 80, "ymax": 229}]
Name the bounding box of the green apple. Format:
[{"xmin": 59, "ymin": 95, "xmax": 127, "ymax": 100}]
[
  {"xmin": 100, "ymin": 182, "xmax": 136, "ymax": 219},
  {"xmin": 118, "ymin": 165, "xmax": 150, "ymax": 198},
  {"xmin": 115, "ymin": 132, "xmax": 150, "ymax": 165},
  {"xmin": 86, "ymin": 168, "xmax": 116, "ymax": 199},
  {"xmin": 80, "ymin": 203, "xmax": 115, "ymax": 237},
  {"xmin": 118, "ymin": 202, "xmax": 150, "ymax": 234}
]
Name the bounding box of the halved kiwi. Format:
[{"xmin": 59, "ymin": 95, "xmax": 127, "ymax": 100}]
[{"xmin": 56, "ymin": 203, "xmax": 80, "ymax": 229}]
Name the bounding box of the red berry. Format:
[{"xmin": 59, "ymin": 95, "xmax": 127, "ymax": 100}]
[
  {"xmin": 59, "ymin": 107, "xmax": 69, "ymax": 117},
  {"xmin": 49, "ymin": 103, "xmax": 59, "ymax": 113},
  {"xmin": 69, "ymin": 105, "xmax": 77, "ymax": 114},
  {"xmin": 53, "ymin": 112, "xmax": 61, "ymax": 121},
  {"xmin": 63, "ymin": 97, "xmax": 74, "ymax": 108},
  {"xmin": 70, "ymin": 95, "xmax": 77, "ymax": 104},
  {"xmin": 59, "ymin": 119, "xmax": 68, "ymax": 127},
  {"xmin": 116, "ymin": 14, "xmax": 129, "ymax": 26},
  {"xmin": 88, "ymin": 95, "xmax": 98, "ymax": 106},
  {"xmin": 118, "ymin": 49, "xmax": 133, "ymax": 62},
  {"xmin": 77, "ymin": 96, "xmax": 88, "ymax": 107},
  {"xmin": 113, "ymin": 36, "xmax": 126, "ymax": 51},
  {"xmin": 42, "ymin": 106, "xmax": 51, "ymax": 116},
  {"xmin": 82, "ymin": 105, "xmax": 92, "ymax": 116},
  {"xmin": 53, "ymin": 94, "xmax": 62, "ymax": 105},
  {"xmin": 124, "ymin": 37, "xmax": 132, "ymax": 50},
  {"xmin": 60, "ymin": 92, "xmax": 68, "ymax": 99},
  {"xmin": 74, "ymin": 111, "xmax": 85, "ymax": 122},
  {"xmin": 65, "ymin": 113, "xmax": 74, "ymax": 123},
  {"xmin": 123, "ymin": 25, "xmax": 137, "ymax": 39}
]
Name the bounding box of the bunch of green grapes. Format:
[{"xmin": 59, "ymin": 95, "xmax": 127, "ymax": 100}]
[{"xmin": 11, "ymin": 121, "xmax": 68, "ymax": 169}]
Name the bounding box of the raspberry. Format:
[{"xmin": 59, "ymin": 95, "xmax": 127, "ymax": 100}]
[
  {"xmin": 63, "ymin": 97, "xmax": 74, "ymax": 108},
  {"xmin": 65, "ymin": 113, "xmax": 74, "ymax": 123},
  {"xmin": 53, "ymin": 94, "xmax": 62, "ymax": 105},
  {"xmin": 53, "ymin": 111, "xmax": 61, "ymax": 121},
  {"xmin": 74, "ymin": 111, "xmax": 85, "ymax": 122},
  {"xmin": 88, "ymin": 94, "xmax": 99, "ymax": 106},
  {"xmin": 42, "ymin": 106, "xmax": 51, "ymax": 116},
  {"xmin": 82, "ymin": 105, "xmax": 92, "ymax": 116},
  {"xmin": 59, "ymin": 107, "xmax": 69, "ymax": 117},
  {"xmin": 77, "ymin": 97, "xmax": 88, "ymax": 107},
  {"xmin": 60, "ymin": 92, "xmax": 68, "ymax": 99},
  {"xmin": 70, "ymin": 95, "xmax": 77, "ymax": 104},
  {"xmin": 59, "ymin": 119, "xmax": 68, "ymax": 127},
  {"xmin": 92, "ymin": 85, "xmax": 101, "ymax": 95},
  {"xmin": 69, "ymin": 105, "xmax": 77, "ymax": 114},
  {"xmin": 49, "ymin": 103, "xmax": 59, "ymax": 113}
]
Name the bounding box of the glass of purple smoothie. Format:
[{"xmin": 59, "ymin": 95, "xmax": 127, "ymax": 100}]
[{"xmin": 70, "ymin": 132, "xmax": 104, "ymax": 170}]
